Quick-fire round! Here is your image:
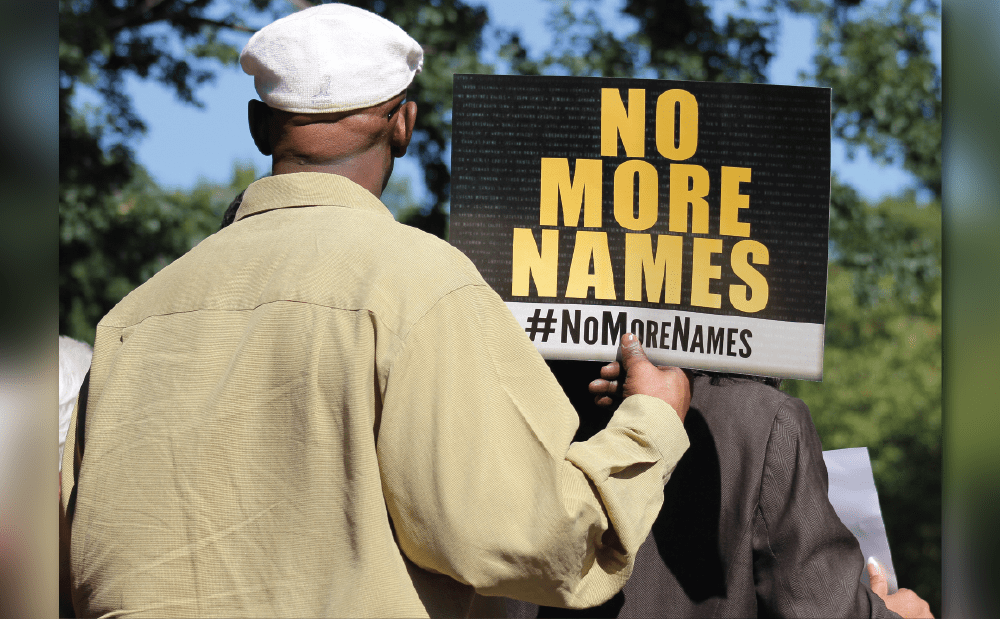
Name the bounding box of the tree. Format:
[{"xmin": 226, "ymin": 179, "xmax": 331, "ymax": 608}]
[
  {"xmin": 59, "ymin": 0, "xmax": 276, "ymax": 210},
  {"xmin": 775, "ymin": 7, "xmax": 942, "ymax": 605},
  {"xmin": 497, "ymin": 0, "xmax": 776, "ymax": 83},
  {"xmin": 782, "ymin": 0, "xmax": 941, "ymax": 199},
  {"xmin": 775, "ymin": 1, "xmax": 940, "ymax": 610}
]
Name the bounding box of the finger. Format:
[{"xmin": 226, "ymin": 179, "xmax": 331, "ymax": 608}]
[
  {"xmin": 599, "ymin": 362, "xmax": 620, "ymax": 379},
  {"xmin": 588, "ymin": 378, "xmax": 618, "ymax": 395},
  {"xmin": 618, "ymin": 333, "xmax": 650, "ymax": 374},
  {"xmin": 867, "ymin": 557, "xmax": 888, "ymax": 597},
  {"xmin": 594, "ymin": 395, "xmax": 615, "ymax": 407}
]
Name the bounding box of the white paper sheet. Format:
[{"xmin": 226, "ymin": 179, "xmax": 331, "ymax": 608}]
[{"xmin": 823, "ymin": 447, "xmax": 898, "ymax": 593}]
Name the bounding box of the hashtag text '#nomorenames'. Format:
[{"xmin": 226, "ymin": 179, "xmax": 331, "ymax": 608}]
[{"xmin": 524, "ymin": 307, "xmax": 753, "ymax": 358}]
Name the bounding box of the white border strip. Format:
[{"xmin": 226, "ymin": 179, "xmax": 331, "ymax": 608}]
[{"xmin": 507, "ymin": 301, "xmax": 824, "ymax": 381}]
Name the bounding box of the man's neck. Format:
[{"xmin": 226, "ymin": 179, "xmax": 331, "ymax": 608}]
[{"xmin": 271, "ymin": 151, "xmax": 391, "ymax": 198}]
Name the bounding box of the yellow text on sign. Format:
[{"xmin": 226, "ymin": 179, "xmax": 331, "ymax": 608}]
[
  {"xmin": 601, "ymin": 88, "xmax": 699, "ymax": 160},
  {"xmin": 539, "ymin": 158, "xmax": 754, "ymax": 237},
  {"xmin": 511, "ymin": 229, "xmax": 768, "ymax": 310},
  {"xmin": 513, "ymin": 86, "xmax": 769, "ymax": 314}
]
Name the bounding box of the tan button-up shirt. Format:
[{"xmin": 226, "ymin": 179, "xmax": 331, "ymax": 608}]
[{"xmin": 62, "ymin": 173, "xmax": 689, "ymax": 618}]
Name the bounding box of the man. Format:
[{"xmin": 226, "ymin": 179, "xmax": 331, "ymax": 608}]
[
  {"xmin": 61, "ymin": 5, "xmax": 691, "ymax": 617},
  {"xmin": 509, "ymin": 365, "xmax": 934, "ymax": 618}
]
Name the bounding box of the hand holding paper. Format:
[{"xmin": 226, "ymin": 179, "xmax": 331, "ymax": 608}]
[{"xmin": 868, "ymin": 557, "xmax": 934, "ymax": 618}]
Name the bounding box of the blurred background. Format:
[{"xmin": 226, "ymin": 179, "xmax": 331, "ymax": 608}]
[{"xmin": 7, "ymin": 0, "xmax": 995, "ymax": 616}]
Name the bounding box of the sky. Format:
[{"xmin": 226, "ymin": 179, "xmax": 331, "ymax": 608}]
[{"xmin": 109, "ymin": 0, "xmax": 939, "ymax": 204}]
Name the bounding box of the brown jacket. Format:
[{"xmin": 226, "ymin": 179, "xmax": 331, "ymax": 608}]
[{"xmin": 509, "ymin": 370, "xmax": 900, "ymax": 618}]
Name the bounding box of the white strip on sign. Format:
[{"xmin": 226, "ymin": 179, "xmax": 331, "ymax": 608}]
[{"xmin": 507, "ymin": 301, "xmax": 824, "ymax": 380}]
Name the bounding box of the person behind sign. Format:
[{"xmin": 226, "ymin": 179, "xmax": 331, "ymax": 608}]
[
  {"xmin": 508, "ymin": 364, "xmax": 933, "ymax": 618},
  {"xmin": 61, "ymin": 5, "xmax": 694, "ymax": 617}
]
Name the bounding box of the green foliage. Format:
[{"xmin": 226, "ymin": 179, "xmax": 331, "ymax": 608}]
[
  {"xmin": 499, "ymin": 0, "xmax": 775, "ymax": 83},
  {"xmin": 830, "ymin": 176, "xmax": 941, "ymax": 310},
  {"xmin": 785, "ymin": 10, "xmax": 943, "ymax": 604},
  {"xmin": 59, "ymin": 0, "xmax": 281, "ymax": 342},
  {"xmin": 783, "ymin": 0, "xmax": 941, "ymax": 199},
  {"xmin": 59, "ymin": 0, "xmax": 276, "ymax": 207},
  {"xmin": 620, "ymin": 0, "xmax": 776, "ymax": 83}
]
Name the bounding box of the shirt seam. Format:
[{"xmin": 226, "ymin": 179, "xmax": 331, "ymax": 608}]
[
  {"xmin": 383, "ymin": 282, "xmax": 496, "ymax": 372},
  {"xmin": 236, "ymin": 201, "xmax": 395, "ymax": 223},
  {"xmin": 101, "ymin": 299, "xmax": 408, "ymax": 341}
]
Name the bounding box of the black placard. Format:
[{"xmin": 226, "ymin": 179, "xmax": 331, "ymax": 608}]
[{"xmin": 450, "ymin": 74, "xmax": 831, "ymax": 380}]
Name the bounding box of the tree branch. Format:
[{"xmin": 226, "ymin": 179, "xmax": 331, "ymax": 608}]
[
  {"xmin": 286, "ymin": 0, "xmax": 318, "ymax": 11},
  {"xmin": 185, "ymin": 16, "xmax": 257, "ymax": 33},
  {"xmin": 141, "ymin": 0, "xmax": 171, "ymax": 12},
  {"xmin": 108, "ymin": 0, "xmax": 258, "ymax": 36}
]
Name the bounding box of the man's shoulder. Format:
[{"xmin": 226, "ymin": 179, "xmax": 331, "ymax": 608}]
[
  {"xmin": 320, "ymin": 209, "xmax": 489, "ymax": 299},
  {"xmin": 100, "ymin": 206, "xmax": 489, "ymax": 331},
  {"xmin": 383, "ymin": 218, "xmax": 482, "ymax": 281},
  {"xmin": 691, "ymin": 375, "xmax": 792, "ymax": 414},
  {"xmin": 689, "ymin": 375, "xmax": 804, "ymax": 442},
  {"xmin": 261, "ymin": 201, "xmax": 481, "ymax": 281}
]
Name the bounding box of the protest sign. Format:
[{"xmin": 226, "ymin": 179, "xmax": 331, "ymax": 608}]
[{"xmin": 450, "ymin": 74, "xmax": 831, "ymax": 380}]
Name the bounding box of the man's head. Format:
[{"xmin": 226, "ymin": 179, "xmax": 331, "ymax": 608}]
[{"xmin": 240, "ymin": 4, "xmax": 422, "ymax": 196}]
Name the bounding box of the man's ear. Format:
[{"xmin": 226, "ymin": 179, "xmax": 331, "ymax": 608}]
[
  {"xmin": 248, "ymin": 100, "xmax": 273, "ymax": 156},
  {"xmin": 390, "ymin": 100, "xmax": 417, "ymax": 158}
]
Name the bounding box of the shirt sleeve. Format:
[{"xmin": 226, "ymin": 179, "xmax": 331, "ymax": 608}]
[
  {"xmin": 752, "ymin": 396, "xmax": 902, "ymax": 619},
  {"xmin": 376, "ymin": 284, "xmax": 689, "ymax": 609}
]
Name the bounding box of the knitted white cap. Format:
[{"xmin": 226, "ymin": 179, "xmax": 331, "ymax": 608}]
[{"xmin": 240, "ymin": 3, "xmax": 423, "ymax": 114}]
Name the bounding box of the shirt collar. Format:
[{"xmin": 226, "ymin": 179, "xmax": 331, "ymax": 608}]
[{"xmin": 234, "ymin": 172, "xmax": 394, "ymax": 222}]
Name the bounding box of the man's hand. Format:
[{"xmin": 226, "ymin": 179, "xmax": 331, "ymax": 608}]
[
  {"xmin": 588, "ymin": 333, "xmax": 691, "ymax": 423},
  {"xmin": 868, "ymin": 557, "xmax": 933, "ymax": 618}
]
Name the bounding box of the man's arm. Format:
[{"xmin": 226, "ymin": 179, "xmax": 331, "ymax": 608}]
[
  {"xmin": 376, "ymin": 284, "xmax": 689, "ymax": 609},
  {"xmin": 753, "ymin": 396, "xmax": 902, "ymax": 618}
]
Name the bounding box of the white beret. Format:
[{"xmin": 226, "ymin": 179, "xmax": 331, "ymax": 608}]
[{"xmin": 240, "ymin": 3, "xmax": 423, "ymax": 114}]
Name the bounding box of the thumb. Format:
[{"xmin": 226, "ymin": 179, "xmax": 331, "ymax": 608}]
[
  {"xmin": 619, "ymin": 333, "xmax": 650, "ymax": 374},
  {"xmin": 868, "ymin": 557, "xmax": 888, "ymax": 598}
]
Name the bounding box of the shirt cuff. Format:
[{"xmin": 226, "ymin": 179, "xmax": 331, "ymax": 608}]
[{"xmin": 609, "ymin": 394, "xmax": 690, "ymax": 478}]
